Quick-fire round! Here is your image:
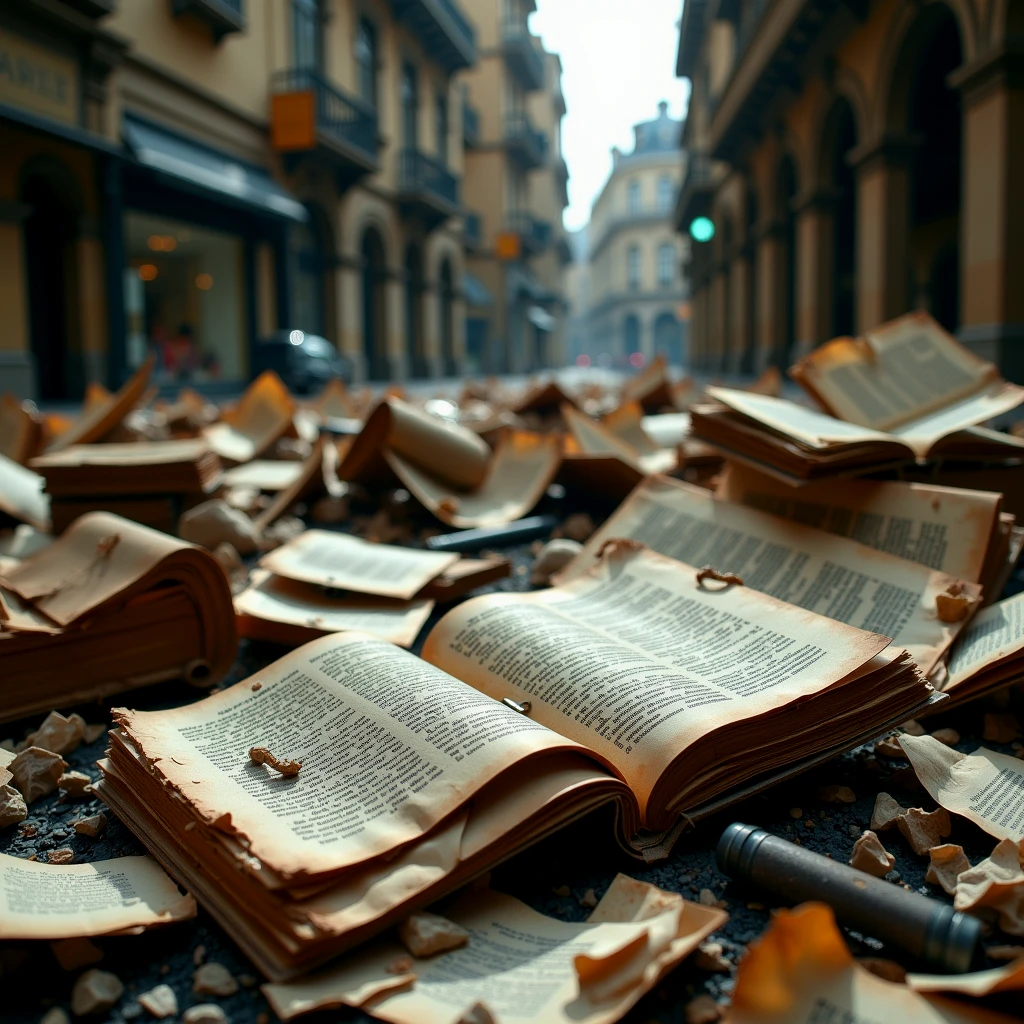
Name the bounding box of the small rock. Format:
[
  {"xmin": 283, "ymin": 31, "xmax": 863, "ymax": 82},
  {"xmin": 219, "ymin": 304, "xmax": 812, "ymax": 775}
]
[
  {"xmin": 561, "ymin": 513, "xmax": 595, "ymax": 542},
  {"xmin": 59, "ymin": 772, "xmax": 93, "ymax": 800},
  {"xmin": 71, "ymin": 969, "xmax": 124, "ymax": 1016},
  {"xmin": 0, "ymin": 784, "xmax": 27, "ymax": 828},
  {"xmin": 41, "ymin": 1009, "xmax": 70, "ymax": 1024},
  {"xmin": 925, "ymin": 844, "xmax": 971, "ymax": 895},
  {"xmin": 311, "ymin": 496, "xmax": 350, "ymax": 524},
  {"xmin": 193, "ymin": 962, "xmax": 238, "ymax": 997},
  {"xmin": 49, "ymin": 848, "xmax": 74, "ymax": 864},
  {"xmin": 694, "ymin": 941, "xmax": 731, "ymax": 972},
  {"xmin": 983, "ymin": 712, "xmax": 1021, "ymax": 744},
  {"xmin": 9, "ymin": 746, "xmax": 67, "ymax": 802},
  {"xmin": 578, "ymin": 889, "xmax": 598, "ymax": 909},
  {"xmin": 789, "ymin": 807, "xmax": 803, "ymax": 819},
  {"xmin": 530, "ymin": 539, "xmax": 583, "ymax": 585},
  {"xmin": 685, "ymin": 993, "xmax": 721, "ymax": 1024},
  {"xmin": 28, "ymin": 712, "xmax": 85, "ymax": 756},
  {"xmin": 817, "ymin": 785, "xmax": 856, "ymax": 804},
  {"xmin": 870, "ymin": 792, "xmax": 908, "ymax": 831},
  {"xmin": 850, "ymin": 831, "xmax": 895, "ymax": 877},
  {"xmin": 930, "ymin": 728, "xmax": 960, "ymax": 747},
  {"xmin": 73, "ymin": 813, "xmax": 107, "ymax": 838},
  {"xmin": 182, "ymin": 1006, "xmax": 227, "ymax": 1024},
  {"xmin": 858, "ymin": 958, "xmax": 907, "ymax": 983},
  {"xmin": 897, "ymin": 806, "xmax": 951, "ymax": 855},
  {"xmin": 457, "ymin": 1004, "xmax": 496, "ymax": 1024},
  {"xmin": 138, "ymin": 984, "xmax": 178, "ymax": 1019},
  {"xmin": 900, "ymin": 719, "xmax": 926, "ymax": 736},
  {"xmin": 51, "ymin": 937, "xmax": 103, "ymax": 971},
  {"xmin": 699, "ymin": 888, "xmax": 727, "ymax": 908},
  {"xmin": 82, "ymin": 724, "xmax": 106, "ymax": 744},
  {"xmin": 398, "ymin": 912, "xmax": 470, "ymax": 958},
  {"xmin": 873, "ymin": 735, "xmax": 906, "ymax": 759},
  {"xmin": 552, "ymin": 884, "xmax": 570, "ymax": 897},
  {"xmin": 179, "ymin": 500, "xmax": 259, "ymax": 555},
  {"xmin": 192, "ymin": 944, "xmax": 206, "ymax": 966}
]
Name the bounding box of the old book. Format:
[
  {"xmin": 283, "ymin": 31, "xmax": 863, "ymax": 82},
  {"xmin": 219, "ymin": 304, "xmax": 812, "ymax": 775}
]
[
  {"xmin": 204, "ymin": 371, "xmax": 296, "ymax": 463},
  {"xmin": 0, "ymin": 512, "xmax": 236, "ymax": 721},
  {"xmin": 96, "ymin": 544, "xmax": 934, "ymax": 981},
  {"xmin": 559, "ymin": 475, "xmax": 981, "ymax": 675}
]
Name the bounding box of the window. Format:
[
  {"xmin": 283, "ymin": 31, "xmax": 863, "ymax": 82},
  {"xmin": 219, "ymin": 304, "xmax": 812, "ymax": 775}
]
[
  {"xmin": 627, "ymin": 245, "xmax": 641, "ymax": 289},
  {"xmin": 657, "ymin": 175, "xmax": 674, "ymax": 212},
  {"xmin": 627, "ymin": 179, "xmax": 641, "ymax": 214},
  {"xmin": 435, "ymin": 92, "xmax": 449, "ymax": 165},
  {"xmin": 356, "ymin": 18, "xmax": 377, "ymax": 108},
  {"xmin": 292, "ymin": 0, "xmax": 322, "ymax": 71},
  {"xmin": 126, "ymin": 211, "xmax": 246, "ymax": 383},
  {"xmin": 657, "ymin": 243, "xmax": 675, "ymax": 286},
  {"xmin": 401, "ymin": 63, "xmax": 418, "ymax": 149}
]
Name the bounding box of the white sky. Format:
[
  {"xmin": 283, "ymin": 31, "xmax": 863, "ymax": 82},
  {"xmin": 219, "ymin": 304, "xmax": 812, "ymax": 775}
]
[{"xmin": 530, "ymin": 0, "xmax": 690, "ymax": 232}]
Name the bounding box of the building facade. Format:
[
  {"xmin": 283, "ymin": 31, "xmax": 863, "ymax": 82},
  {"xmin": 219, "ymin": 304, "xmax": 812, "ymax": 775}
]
[
  {"xmin": 582, "ymin": 102, "xmax": 689, "ymax": 368},
  {"xmin": 458, "ymin": 0, "xmax": 568, "ymax": 374},
  {"xmin": 0, "ymin": 0, "xmax": 481, "ymax": 400},
  {"xmin": 675, "ymin": 0, "xmax": 1024, "ymax": 378}
]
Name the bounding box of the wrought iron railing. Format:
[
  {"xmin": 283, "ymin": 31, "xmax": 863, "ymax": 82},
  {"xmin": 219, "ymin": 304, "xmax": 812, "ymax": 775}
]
[
  {"xmin": 500, "ymin": 13, "xmax": 545, "ymax": 86},
  {"xmin": 398, "ymin": 148, "xmax": 459, "ymax": 206},
  {"xmin": 504, "ymin": 113, "xmax": 548, "ymax": 165},
  {"xmin": 462, "ymin": 100, "xmax": 480, "ymax": 143},
  {"xmin": 506, "ymin": 211, "xmax": 551, "ymax": 251}
]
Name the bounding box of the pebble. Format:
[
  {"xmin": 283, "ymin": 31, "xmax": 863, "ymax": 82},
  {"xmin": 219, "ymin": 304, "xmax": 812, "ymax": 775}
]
[
  {"xmin": 398, "ymin": 912, "xmax": 470, "ymax": 957},
  {"xmin": 49, "ymin": 848, "xmax": 74, "ymax": 864},
  {"xmin": 530, "ymin": 539, "xmax": 583, "ymax": 584},
  {"xmin": 552, "ymin": 884, "xmax": 571, "ymax": 897},
  {"xmin": 694, "ymin": 941, "xmax": 731, "ymax": 972},
  {"xmin": 561, "ymin": 513, "xmax": 595, "ymax": 542},
  {"xmin": 0, "ymin": 784, "xmax": 28, "ymax": 828},
  {"xmin": 40, "ymin": 1010, "xmax": 70, "ymax": 1024},
  {"xmin": 817, "ymin": 785, "xmax": 856, "ymax": 804},
  {"xmin": 138, "ymin": 984, "xmax": 178, "ymax": 1019},
  {"xmin": 930, "ymin": 728, "xmax": 960, "ymax": 747},
  {"xmin": 9, "ymin": 747, "xmax": 68, "ymax": 803},
  {"xmin": 179, "ymin": 500, "xmax": 259, "ymax": 555},
  {"xmin": 71, "ymin": 969, "xmax": 124, "ymax": 1016},
  {"xmin": 578, "ymin": 889, "xmax": 598, "ymax": 909},
  {"xmin": 849, "ymin": 831, "xmax": 895, "ymax": 877},
  {"xmin": 58, "ymin": 772, "xmax": 93, "ymax": 800},
  {"xmin": 182, "ymin": 1006, "xmax": 228, "ymax": 1024},
  {"xmin": 73, "ymin": 813, "xmax": 107, "ymax": 838},
  {"xmin": 789, "ymin": 807, "xmax": 803, "ymax": 819},
  {"xmin": 193, "ymin": 962, "xmax": 238, "ymax": 997}
]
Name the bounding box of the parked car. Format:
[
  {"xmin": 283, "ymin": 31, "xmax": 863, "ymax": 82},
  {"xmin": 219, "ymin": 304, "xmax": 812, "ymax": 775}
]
[{"xmin": 251, "ymin": 331, "xmax": 351, "ymax": 394}]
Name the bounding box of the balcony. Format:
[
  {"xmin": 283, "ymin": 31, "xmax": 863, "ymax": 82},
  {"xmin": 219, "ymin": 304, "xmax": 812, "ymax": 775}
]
[
  {"xmin": 501, "ymin": 15, "xmax": 546, "ymax": 91},
  {"xmin": 270, "ymin": 69, "xmax": 379, "ymax": 182},
  {"xmin": 504, "ymin": 113, "xmax": 547, "ymax": 169},
  {"xmin": 172, "ymin": 0, "xmax": 244, "ymax": 41},
  {"xmin": 505, "ymin": 211, "xmax": 551, "ymax": 255},
  {"xmin": 397, "ymin": 149, "xmax": 460, "ymax": 226},
  {"xmin": 463, "ymin": 211, "xmax": 483, "ymax": 250},
  {"xmin": 463, "ymin": 100, "xmax": 480, "ymax": 148},
  {"xmin": 388, "ymin": 0, "xmax": 476, "ymax": 73}
]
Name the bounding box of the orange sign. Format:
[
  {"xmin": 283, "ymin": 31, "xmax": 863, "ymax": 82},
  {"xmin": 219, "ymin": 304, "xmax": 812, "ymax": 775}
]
[
  {"xmin": 271, "ymin": 91, "xmax": 316, "ymax": 152},
  {"xmin": 495, "ymin": 232, "xmax": 522, "ymax": 261}
]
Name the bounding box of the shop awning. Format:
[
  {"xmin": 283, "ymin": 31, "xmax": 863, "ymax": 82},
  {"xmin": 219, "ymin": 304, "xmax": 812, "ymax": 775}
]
[
  {"xmin": 0, "ymin": 103, "xmax": 124, "ymax": 158},
  {"xmin": 123, "ymin": 116, "xmax": 307, "ymax": 223},
  {"xmin": 527, "ymin": 306, "xmax": 558, "ymax": 331},
  {"xmin": 463, "ymin": 272, "xmax": 493, "ymax": 308}
]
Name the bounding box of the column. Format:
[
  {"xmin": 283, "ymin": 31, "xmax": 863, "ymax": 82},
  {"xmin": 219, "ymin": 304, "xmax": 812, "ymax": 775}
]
[
  {"xmin": 793, "ymin": 195, "xmax": 830, "ymax": 357},
  {"xmin": 336, "ymin": 261, "xmax": 364, "ymax": 382},
  {"xmin": 954, "ymin": 52, "xmax": 1024, "ymax": 380},
  {"xmin": 0, "ymin": 199, "xmax": 34, "ymax": 398},
  {"xmin": 754, "ymin": 225, "xmax": 782, "ymax": 371},
  {"xmin": 728, "ymin": 252, "xmax": 752, "ymax": 375},
  {"xmin": 422, "ymin": 282, "xmax": 443, "ymax": 379},
  {"xmin": 76, "ymin": 226, "xmax": 107, "ymax": 387},
  {"xmin": 386, "ymin": 270, "xmax": 407, "ymax": 381},
  {"xmin": 710, "ymin": 268, "xmax": 726, "ymax": 372}
]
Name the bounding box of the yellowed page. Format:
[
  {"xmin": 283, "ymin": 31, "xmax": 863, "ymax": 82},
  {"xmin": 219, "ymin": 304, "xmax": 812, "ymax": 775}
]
[
  {"xmin": 259, "ymin": 530, "xmax": 458, "ymax": 600},
  {"xmin": 561, "ymin": 476, "xmax": 977, "ymax": 674},
  {"xmin": 717, "ymin": 464, "xmax": 1000, "ymax": 582},
  {"xmin": 0, "ymin": 453, "xmax": 50, "ymax": 531},
  {"xmin": 222, "ymin": 460, "xmax": 307, "ymax": 491},
  {"xmin": 114, "ymin": 632, "xmax": 589, "ymax": 880},
  {"xmin": 424, "ymin": 545, "xmax": 890, "ymax": 819},
  {"xmin": 907, "ymin": 961, "xmax": 1024, "ymax": 997},
  {"xmin": 892, "ymin": 383, "xmax": 1024, "ymax": 454},
  {"xmin": 32, "ymin": 439, "xmax": 213, "ymax": 469},
  {"xmin": 264, "ymin": 882, "xmax": 726, "ymax": 1024},
  {"xmin": 236, "ymin": 570, "xmax": 434, "ymax": 648},
  {"xmin": 0, "ymin": 852, "xmax": 196, "ymax": 939},
  {"xmin": 602, "ymin": 401, "xmax": 660, "ymax": 454},
  {"xmin": 945, "ymin": 591, "xmax": 1024, "ymax": 690},
  {"xmin": 387, "ymin": 430, "xmax": 561, "ymax": 529},
  {"xmin": 899, "ymin": 735, "xmax": 1024, "ymax": 841},
  {"xmin": 203, "ymin": 370, "xmax": 296, "ymax": 463}
]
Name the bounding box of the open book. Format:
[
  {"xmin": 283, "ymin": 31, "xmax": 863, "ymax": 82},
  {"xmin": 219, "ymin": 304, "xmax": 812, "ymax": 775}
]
[
  {"xmin": 203, "ymin": 371, "xmax": 297, "ymax": 464},
  {"xmin": 96, "ymin": 544, "xmax": 934, "ymax": 981}
]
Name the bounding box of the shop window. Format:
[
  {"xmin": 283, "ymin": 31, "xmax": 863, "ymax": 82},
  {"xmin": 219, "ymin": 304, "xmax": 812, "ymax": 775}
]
[
  {"xmin": 657, "ymin": 175, "xmax": 674, "ymax": 212},
  {"xmin": 126, "ymin": 211, "xmax": 246, "ymax": 383},
  {"xmin": 657, "ymin": 243, "xmax": 675, "ymax": 286},
  {"xmin": 627, "ymin": 244, "xmax": 641, "ymax": 289},
  {"xmin": 292, "ymin": 0, "xmax": 322, "ymax": 72},
  {"xmin": 627, "ymin": 179, "xmax": 641, "ymax": 214}
]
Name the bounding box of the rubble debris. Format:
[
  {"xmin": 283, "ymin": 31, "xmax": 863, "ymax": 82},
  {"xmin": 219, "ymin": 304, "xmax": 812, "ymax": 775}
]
[
  {"xmin": 699, "ymin": 889, "xmax": 728, "ymax": 908},
  {"xmin": 552, "ymin": 884, "xmax": 570, "ymax": 897},
  {"xmin": 685, "ymin": 994, "xmax": 721, "ymax": 1024},
  {"xmin": 0, "ymin": 784, "xmax": 27, "ymax": 828},
  {"xmin": 398, "ymin": 912, "xmax": 470, "ymax": 958},
  {"xmin": 530, "ymin": 539, "xmax": 583, "ymax": 585},
  {"xmin": 249, "ymin": 748, "xmax": 301, "ymax": 776},
  {"xmin": 560, "ymin": 513, "xmax": 595, "ymax": 542},
  {"xmin": 870, "ymin": 792, "xmax": 908, "ymax": 831},
  {"xmin": 192, "ymin": 962, "xmax": 239, "ymax": 997},
  {"xmin": 260, "ymin": 515, "xmax": 305, "ymax": 550},
  {"xmin": 896, "ymin": 807, "xmax": 951, "ymax": 856},
  {"xmin": 694, "ymin": 941, "xmax": 731, "ymax": 972},
  {"xmin": 789, "ymin": 807, "xmax": 803, "ymax": 819},
  {"xmin": 138, "ymin": 984, "xmax": 178, "ymax": 1019},
  {"xmin": 983, "ymin": 713, "xmax": 1022, "ymax": 744},
  {"xmin": 849, "ymin": 831, "xmax": 895, "ymax": 877},
  {"xmin": 930, "ymin": 728, "xmax": 960, "ymax": 747},
  {"xmin": 71, "ymin": 969, "xmax": 124, "ymax": 1016},
  {"xmin": 181, "ymin": 1006, "xmax": 227, "ymax": 1024},
  {"xmin": 212, "ymin": 543, "xmax": 247, "ymax": 594},
  {"xmin": 58, "ymin": 771, "xmax": 93, "ymax": 800},
  {"xmin": 925, "ymin": 845, "xmax": 971, "ymax": 895},
  {"xmin": 954, "ymin": 838, "xmax": 1024, "ymax": 935},
  {"xmin": 817, "ymin": 784, "xmax": 856, "ymax": 804},
  {"xmin": 49, "ymin": 848, "xmax": 74, "ymax": 864},
  {"xmin": 73, "ymin": 813, "xmax": 107, "ymax": 838},
  {"xmin": 179, "ymin": 499, "xmax": 259, "ymax": 555},
  {"xmin": 192, "ymin": 945, "xmax": 206, "ymax": 966},
  {"xmin": 9, "ymin": 747, "xmax": 68, "ymax": 802},
  {"xmin": 873, "ymin": 735, "xmax": 906, "ymax": 759},
  {"xmin": 51, "ymin": 937, "xmax": 103, "ymax": 971},
  {"xmin": 28, "ymin": 712, "xmax": 86, "ymax": 756},
  {"xmin": 578, "ymin": 889, "xmax": 598, "ymax": 909}
]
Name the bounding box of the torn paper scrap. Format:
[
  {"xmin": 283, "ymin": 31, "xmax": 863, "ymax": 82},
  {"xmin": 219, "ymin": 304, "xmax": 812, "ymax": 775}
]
[{"xmin": 906, "ymin": 958, "xmax": 1024, "ymax": 997}]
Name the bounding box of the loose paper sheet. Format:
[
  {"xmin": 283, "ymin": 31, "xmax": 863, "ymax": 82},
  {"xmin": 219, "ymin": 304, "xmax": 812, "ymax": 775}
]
[
  {"xmin": 907, "ymin": 961, "xmax": 1024, "ymax": 997},
  {"xmin": 0, "ymin": 852, "xmax": 196, "ymax": 939},
  {"xmin": 263, "ymin": 881, "xmax": 726, "ymax": 1024},
  {"xmin": 716, "ymin": 464, "xmax": 1000, "ymax": 582},
  {"xmin": 259, "ymin": 531, "xmax": 458, "ymax": 600},
  {"xmin": 945, "ymin": 592, "xmax": 1024, "ymax": 691},
  {"xmin": 899, "ymin": 735, "xmax": 1024, "ymax": 841},
  {"xmin": 203, "ymin": 371, "xmax": 296, "ymax": 463},
  {"xmin": 387, "ymin": 430, "xmax": 562, "ymax": 529},
  {"xmin": 724, "ymin": 902, "xmax": 1014, "ymax": 1024},
  {"xmin": 0, "ymin": 453, "xmax": 50, "ymax": 531},
  {"xmin": 563, "ymin": 406, "xmax": 676, "ymax": 477},
  {"xmin": 236, "ymin": 570, "xmax": 434, "ymax": 648},
  {"xmin": 222, "ymin": 461, "xmax": 307, "ymax": 491},
  {"xmin": 560, "ymin": 476, "xmax": 975, "ymax": 674}
]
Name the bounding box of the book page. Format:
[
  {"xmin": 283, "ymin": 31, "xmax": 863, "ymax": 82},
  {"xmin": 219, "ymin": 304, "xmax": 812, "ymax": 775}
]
[
  {"xmin": 716, "ymin": 464, "xmax": 1000, "ymax": 582},
  {"xmin": 259, "ymin": 531, "xmax": 458, "ymax": 600},
  {"xmin": 0, "ymin": 453, "xmax": 50, "ymax": 531},
  {"xmin": 387, "ymin": 430, "xmax": 561, "ymax": 529},
  {"xmin": 222, "ymin": 460, "xmax": 306, "ymax": 491},
  {"xmin": 115, "ymin": 632, "xmax": 589, "ymax": 880},
  {"xmin": 899, "ymin": 735, "xmax": 1024, "ymax": 842},
  {"xmin": 560, "ymin": 476, "xmax": 977, "ymax": 674},
  {"xmin": 264, "ymin": 882, "xmax": 727, "ymax": 1024},
  {"xmin": 945, "ymin": 591, "xmax": 1024, "ymax": 690},
  {"xmin": 424, "ymin": 545, "xmax": 889, "ymax": 819},
  {"xmin": 235, "ymin": 570, "xmax": 434, "ymax": 648},
  {"xmin": 0, "ymin": 852, "xmax": 196, "ymax": 939},
  {"xmin": 203, "ymin": 370, "xmax": 295, "ymax": 463},
  {"xmin": 602, "ymin": 402, "xmax": 660, "ymax": 454},
  {"xmin": 562, "ymin": 407, "xmax": 676, "ymax": 478},
  {"xmin": 31, "ymin": 439, "xmax": 213, "ymax": 469}
]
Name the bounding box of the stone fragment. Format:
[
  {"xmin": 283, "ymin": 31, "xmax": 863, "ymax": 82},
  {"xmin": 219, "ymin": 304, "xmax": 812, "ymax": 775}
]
[
  {"xmin": 49, "ymin": 848, "xmax": 74, "ymax": 864},
  {"xmin": 530, "ymin": 539, "xmax": 583, "ymax": 585},
  {"xmin": 41, "ymin": 1009, "xmax": 70, "ymax": 1024},
  {"xmin": 694, "ymin": 941, "xmax": 731, "ymax": 972},
  {"xmin": 51, "ymin": 937, "xmax": 103, "ymax": 971},
  {"xmin": 212, "ymin": 543, "xmax": 247, "ymax": 594},
  {"xmin": 850, "ymin": 831, "xmax": 895, "ymax": 878},
  {"xmin": 457, "ymin": 1004, "xmax": 496, "ymax": 1024},
  {"xmin": 398, "ymin": 912, "xmax": 470, "ymax": 958},
  {"xmin": 561, "ymin": 513, "xmax": 595, "ymax": 542},
  {"xmin": 858, "ymin": 958, "xmax": 906, "ymax": 983},
  {"xmin": 699, "ymin": 889, "xmax": 727, "ymax": 908},
  {"xmin": 983, "ymin": 713, "xmax": 1022, "ymax": 744},
  {"xmin": 82, "ymin": 724, "xmax": 106, "ymax": 744},
  {"xmin": 789, "ymin": 807, "xmax": 803, "ymax": 819},
  {"xmin": 0, "ymin": 784, "xmax": 27, "ymax": 828},
  {"xmin": 578, "ymin": 889, "xmax": 598, "ymax": 909},
  {"xmin": 925, "ymin": 844, "xmax": 971, "ymax": 895},
  {"xmin": 873, "ymin": 735, "xmax": 906, "ymax": 759},
  {"xmin": 311, "ymin": 496, "xmax": 350, "ymax": 524},
  {"xmin": 870, "ymin": 792, "xmax": 908, "ymax": 831},
  {"xmin": 182, "ymin": 1006, "xmax": 227, "ymax": 1024},
  {"xmin": 9, "ymin": 746, "xmax": 67, "ymax": 802},
  {"xmin": 552, "ymin": 884, "xmax": 570, "ymax": 897},
  {"xmin": 58, "ymin": 772, "xmax": 93, "ymax": 800},
  {"xmin": 73, "ymin": 813, "xmax": 107, "ymax": 838},
  {"xmin": 71, "ymin": 969, "xmax": 124, "ymax": 1016},
  {"xmin": 192, "ymin": 944, "xmax": 206, "ymax": 965},
  {"xmin": 900, "ymin": 719, "xmax": 926, "ymax": 736},
  {"xmin": 930, "ymin": 728, "xmax": 960, "ymax": 747},
  {"xmin": 179, "ymin": 500, "xmax": 259, "ymax": 555},
  {"xmin": 28, "ymin": 712, "xmax": 85, "ymax": 756},
  {"xmin": 685, "ymin": 994, "xmax": 721, "ymax": 1024},
  {"xmin": 137, "ymin": 984, "xmax": 178, "ymax": 1019},
  {"xmin": 955, "ymin": 838, "xmax": 1024, "ymax": 935},
  {"xmin": 896, "ymin": 806, "xmax": 951, "ymax": 855},
  {"xmin": 817, "ymin": 785, "xmax": 856, "ymax": 804},
  {"xmin": 192, "ymin": 962, "xmax": 238, "ymax": 997}
]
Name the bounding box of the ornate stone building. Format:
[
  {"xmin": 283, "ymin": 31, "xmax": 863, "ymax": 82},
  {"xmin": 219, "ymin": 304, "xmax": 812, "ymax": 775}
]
[{"xmin": 675, "ymin": 0, "xmax": 1024, "ymax": 377}]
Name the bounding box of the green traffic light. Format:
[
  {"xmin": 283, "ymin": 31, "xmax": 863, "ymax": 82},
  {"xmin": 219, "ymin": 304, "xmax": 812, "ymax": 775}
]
[{"xmin": 690, "ymin": 216, "xmax": 715, "ymax": 242}]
